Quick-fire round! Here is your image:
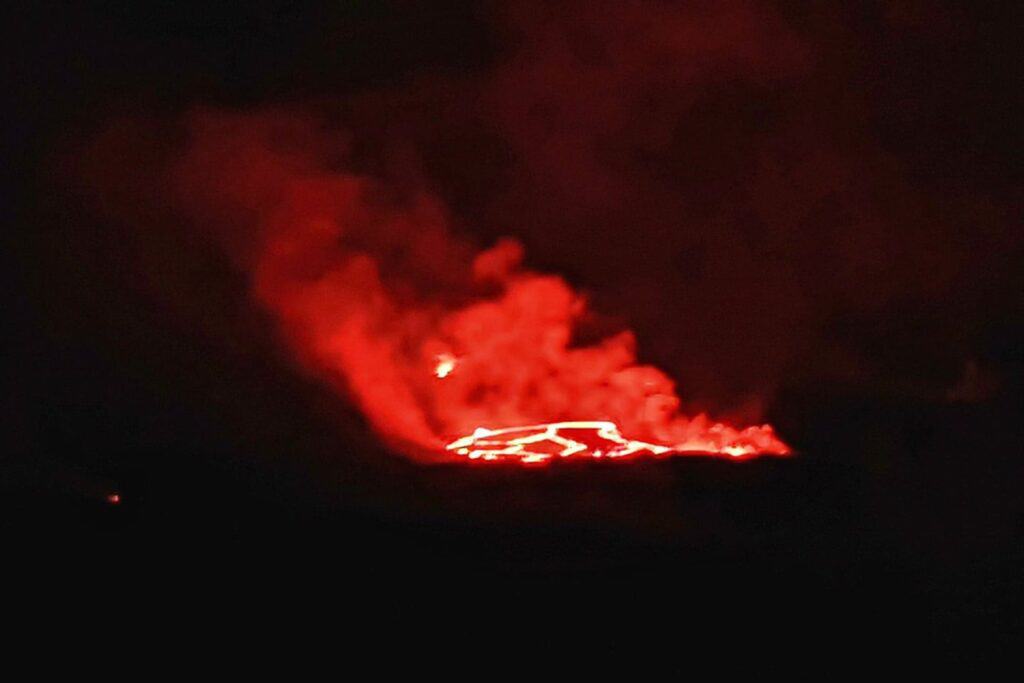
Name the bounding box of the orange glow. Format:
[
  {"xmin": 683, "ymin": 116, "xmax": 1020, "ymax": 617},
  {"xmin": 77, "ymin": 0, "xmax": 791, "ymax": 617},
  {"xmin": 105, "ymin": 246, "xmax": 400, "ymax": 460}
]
[
  {"xmin": 446, "ymin": 420, "xmax": 788, "ymax": 465},
  {"xmin": 106, "ymin": 493, "xmax": 120, "ymax": 504}
]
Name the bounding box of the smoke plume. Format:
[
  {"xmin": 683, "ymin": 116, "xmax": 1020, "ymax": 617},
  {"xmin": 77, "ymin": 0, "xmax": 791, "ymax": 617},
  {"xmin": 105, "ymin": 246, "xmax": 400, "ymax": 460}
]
[{"xmin": 75, "ymin": 0, "xmax": 1021, "ymax": 460}]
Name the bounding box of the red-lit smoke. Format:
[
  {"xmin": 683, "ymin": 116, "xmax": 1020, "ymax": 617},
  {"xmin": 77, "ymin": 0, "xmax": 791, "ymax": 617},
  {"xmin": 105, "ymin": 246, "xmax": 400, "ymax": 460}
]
[
  {"xmin": 67, "ymin": 0, "xmax": 1023, "ymax": 463},
  {"xmin": 169, "ymin": 108, "xmax": 787, "ymax": 461}
]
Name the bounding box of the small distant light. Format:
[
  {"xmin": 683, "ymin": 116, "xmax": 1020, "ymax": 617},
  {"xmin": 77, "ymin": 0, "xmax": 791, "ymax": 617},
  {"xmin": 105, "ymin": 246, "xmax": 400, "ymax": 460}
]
[{"xmin": 106, "ymin": 493, "xmax": 121, "ymax": 504}]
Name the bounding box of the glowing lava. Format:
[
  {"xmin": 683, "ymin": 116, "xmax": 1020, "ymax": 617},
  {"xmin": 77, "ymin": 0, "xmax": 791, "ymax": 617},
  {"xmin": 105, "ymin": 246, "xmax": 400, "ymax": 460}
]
[
  {"xmin": 445, "ymin": 421, "xmax": 788, "ymax": 465},
  {"xmin": 434, "ymin": 353, "xmax": 457, "ymax": 379}
]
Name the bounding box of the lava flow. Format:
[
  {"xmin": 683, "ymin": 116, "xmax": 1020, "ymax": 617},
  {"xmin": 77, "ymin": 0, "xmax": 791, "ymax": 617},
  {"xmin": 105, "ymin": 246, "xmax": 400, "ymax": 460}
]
[
  {"xmin": 445, "ymin": 420, "xmax": 787, "ymax": 465},
  {"xmin": 432, "ymin": 339, "xmax": 789, "ymax": 465}
]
